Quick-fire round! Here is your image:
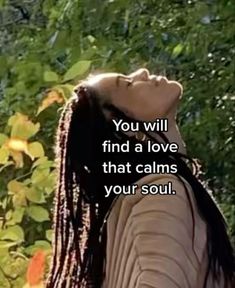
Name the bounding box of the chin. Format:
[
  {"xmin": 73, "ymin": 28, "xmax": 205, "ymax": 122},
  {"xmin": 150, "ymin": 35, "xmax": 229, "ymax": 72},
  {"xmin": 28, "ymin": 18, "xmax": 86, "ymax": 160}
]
[{"xmin": 168, "ymin": 80, "xmax": 183, "ymax": 99}]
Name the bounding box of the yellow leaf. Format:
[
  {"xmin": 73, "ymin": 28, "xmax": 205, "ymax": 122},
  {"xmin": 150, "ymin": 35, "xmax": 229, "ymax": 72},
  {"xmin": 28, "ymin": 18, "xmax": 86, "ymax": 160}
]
[
  {"xmin": 11, "ymin": 122, "xmax": 40, "ymax": 140},
  {"xmin": 9, "ymin": 184, "xmax": 27, "ymax": 207},
  {"xmin": 37, "ymin": 90, "xmax": 64, "ymax": 115},
  {"xmin": 8, "ymin": 113, "xmax": 40, "ymax": 140},
  {"xmin": 10, "ymin": 150, "xmax": 24, "ymax": 168},
  {"xmin": 0, "ymin": 147, "xmax": 10, "ymax": 164},
  {"xmin": 0, "ymin": 133, "xmax": 8, "ymax": 146},
  {"xmin": 6, "ymin": 138, "xmax": 28, "ymax": 153},
  {"xmin": 8, "ymin": 180, "xmax": 25, "ymax": 194},
  {"xmin": 8, "ymin": 113, "xmax": 29, "ymax": 127},
  {"xmin": 12, "ymin": 190, "xmax": 27, "ymax": 207},
  {"xmin": 53, "ymin": 84, "xmax": 74, "ymax": 99},
  {"xmin": 27, "ymin": 142, "xmax": 44, "ymax": 160}
]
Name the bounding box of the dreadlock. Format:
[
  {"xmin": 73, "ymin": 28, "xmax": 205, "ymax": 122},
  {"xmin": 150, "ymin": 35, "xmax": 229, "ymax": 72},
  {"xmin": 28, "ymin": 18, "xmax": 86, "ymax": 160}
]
[{"xmin": 46, "ymin": 84, "xmax": 235, "ymax": 288}]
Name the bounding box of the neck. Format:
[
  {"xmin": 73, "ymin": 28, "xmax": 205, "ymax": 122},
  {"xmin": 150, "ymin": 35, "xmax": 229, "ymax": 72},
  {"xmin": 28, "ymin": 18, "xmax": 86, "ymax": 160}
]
[{"xmin": 149, "ymin": 123, "xmax": 187, "ymax": 155}]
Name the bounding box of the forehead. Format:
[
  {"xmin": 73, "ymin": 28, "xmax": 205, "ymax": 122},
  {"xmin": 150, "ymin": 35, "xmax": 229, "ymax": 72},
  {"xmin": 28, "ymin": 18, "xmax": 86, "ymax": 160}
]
[
  {"xmin": 85, "ymin": 73, "xmax": 123, "ymax": 100},
  {"xmin": 87, "ymin": 73, "xmax": 119, "ymax": 87}
]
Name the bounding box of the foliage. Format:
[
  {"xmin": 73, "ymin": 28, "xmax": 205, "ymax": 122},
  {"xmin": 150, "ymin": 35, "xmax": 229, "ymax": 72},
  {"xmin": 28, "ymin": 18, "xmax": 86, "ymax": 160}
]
[
  {"xmin": 0, "ymin": 0, "xmax": 234, "ymax": 286},
  {"xmin": 0, "ymin": 111, "xmax": 55, "ymax": 287}
]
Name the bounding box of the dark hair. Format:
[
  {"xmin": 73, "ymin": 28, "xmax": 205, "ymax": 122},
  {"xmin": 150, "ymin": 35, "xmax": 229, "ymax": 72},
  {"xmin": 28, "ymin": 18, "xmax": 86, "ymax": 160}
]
[{"xmin": 46, "ymin": 84, "xmax": 235, "ymax": 288}]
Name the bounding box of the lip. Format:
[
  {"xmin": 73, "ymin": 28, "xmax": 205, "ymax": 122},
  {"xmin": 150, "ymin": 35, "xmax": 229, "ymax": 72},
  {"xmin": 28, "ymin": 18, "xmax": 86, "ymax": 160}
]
[
  {"xmin": 157, "ymin": 76, "xmax": 168, "ymax": 82},
  {"xmin": 151, "ymin": 75, "xmax": 168, "ymax": 85}
]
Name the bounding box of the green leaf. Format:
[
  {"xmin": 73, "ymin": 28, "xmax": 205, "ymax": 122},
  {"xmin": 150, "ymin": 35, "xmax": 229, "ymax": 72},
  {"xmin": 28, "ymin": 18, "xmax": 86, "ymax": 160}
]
[
  {"xmin": 31, "ymin": 169, "xmax": 56, "ymax": 194},
  {"xmin": 87, "ymin": 35, "xmax": 96, "ymax": 43},
  {"xmin": 24, "ymin": 240, "xmax": 51, "ymax": 256},
  {"xmin": 0, "ymin": 242, "xmax": 17, "ymax": 259},
  {"xmin": 0, "ymin": 55, "xmax": 7, "ymax": 76},
  {"xmin": 12, "ymin": 207, "xmax": 25, "ymax": 224},
  {"xmin": 0, "ymin": 241, "xmax": 17, "ymax": 249},
  {"xmin": 26, "ymin": 205, "xmax": 49, "ymax": 222},
  {"xmin": 32, "ymin": 156, "xmax": 54, "ymax": 170},
  {"xmin": 172, "ymin": 44, "xmax": 183, "ymax": 57},
  {"xmin": 43, "ymin": 71, "xmax": 59, "ymax": 82},
  {"xmin": 31, "ymin": 167, "xmax": 50, "ymax": 184},
  {"xmin": 25, "ymin": 187, "xmax": 45, "ymax": 203},
  {"xmin": 27, "ymin": 142, "xmax": 44, "ymax": 159},
  {"xmin": 32, "ymin": 156, "xmax": 48, "ymax": 168},
  {"xmin": 6, "ymin": 207, "xmax": 25, "ymax": 225},
  {"xmin": 0, "ymin": 147, "xmax": 9, "ymax": 164},
  {"xmin": 46, "ymin": 229, "xmax": 53, "ymax": 242},
  {"xmin": 0, "ymin": 225, "xmax": 24, "ymax": 242},
  {"xmin": 0, "ymin": 133, "xmax": 8, "ymax": 146},
  {"xmin": 5, "ymin": 210, "xmax": 12, "ymax": 221},
  {"xmin": 63, "ymin": 60, "xmax": 91, "ymax": 82}
]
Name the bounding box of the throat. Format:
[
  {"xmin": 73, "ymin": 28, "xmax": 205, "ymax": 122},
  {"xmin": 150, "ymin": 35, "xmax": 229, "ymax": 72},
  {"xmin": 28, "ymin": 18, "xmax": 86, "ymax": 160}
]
[{"xmin": 148, "ymin": 124, "xmax": 187, "ymax": 155}]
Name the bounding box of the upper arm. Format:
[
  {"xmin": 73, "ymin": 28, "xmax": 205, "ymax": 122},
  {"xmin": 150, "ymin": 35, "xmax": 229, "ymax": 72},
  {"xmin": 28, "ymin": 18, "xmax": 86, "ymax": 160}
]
[{"xmin": 130, "ymin": 177, "xmax": 204, "ymax": 288}]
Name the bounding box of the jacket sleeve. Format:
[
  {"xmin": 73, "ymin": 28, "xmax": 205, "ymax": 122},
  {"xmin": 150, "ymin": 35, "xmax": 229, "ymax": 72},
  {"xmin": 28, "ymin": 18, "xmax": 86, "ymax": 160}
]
[{"xmin": 130, "ymin": 176, "xmax": 206, "ymax": 288}]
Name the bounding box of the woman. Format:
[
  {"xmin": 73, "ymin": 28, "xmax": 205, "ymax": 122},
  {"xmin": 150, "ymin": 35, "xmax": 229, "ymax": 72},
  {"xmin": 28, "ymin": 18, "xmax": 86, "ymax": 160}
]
[{"xmin": 46, "ymin": 68, "xmax": 234, "ymax": 288}]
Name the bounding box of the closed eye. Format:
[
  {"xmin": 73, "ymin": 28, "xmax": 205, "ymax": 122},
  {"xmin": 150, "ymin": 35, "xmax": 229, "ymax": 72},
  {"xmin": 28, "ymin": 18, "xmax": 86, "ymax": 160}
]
[
  {"xmin": 127, "ymin": 79, "xmax": 133, "ymax": 87},
  {"xmin": 116, "ymin": 75, "xmax": 134, "ymax": 87}
]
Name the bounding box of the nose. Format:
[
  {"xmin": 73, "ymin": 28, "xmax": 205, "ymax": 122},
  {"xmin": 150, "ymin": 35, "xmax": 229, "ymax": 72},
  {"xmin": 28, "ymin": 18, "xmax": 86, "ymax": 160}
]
[{"xmin": 129, "ymin": 68, "xmax": 150, "ymax": 81}]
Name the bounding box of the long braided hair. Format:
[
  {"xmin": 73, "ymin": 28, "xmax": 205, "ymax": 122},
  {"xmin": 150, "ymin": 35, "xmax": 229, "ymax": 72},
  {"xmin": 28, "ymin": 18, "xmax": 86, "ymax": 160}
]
[{"xmin": 46, "ymin": 83, "xmax": 235, "ymax": 288}]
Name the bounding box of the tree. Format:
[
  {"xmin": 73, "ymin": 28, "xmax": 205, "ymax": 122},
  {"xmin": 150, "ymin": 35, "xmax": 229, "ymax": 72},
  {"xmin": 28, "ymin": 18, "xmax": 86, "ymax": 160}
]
[{"xmin": 0, "ymin": 0, "xmax": 234, "ymax": 285}]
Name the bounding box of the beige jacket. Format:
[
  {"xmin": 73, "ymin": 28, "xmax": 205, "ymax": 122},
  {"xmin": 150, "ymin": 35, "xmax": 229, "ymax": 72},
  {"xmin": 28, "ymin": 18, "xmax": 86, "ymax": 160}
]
[{"xmin": 102, "ymin": 174, "xmax": 225, "ymax": 288}]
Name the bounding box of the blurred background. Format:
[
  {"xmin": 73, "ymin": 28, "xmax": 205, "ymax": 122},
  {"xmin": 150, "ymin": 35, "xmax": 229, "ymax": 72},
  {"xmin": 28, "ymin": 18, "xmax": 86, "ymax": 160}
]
[{"xmin": 0, "ymin": 0, "xmax": 234, "ymax": 287}]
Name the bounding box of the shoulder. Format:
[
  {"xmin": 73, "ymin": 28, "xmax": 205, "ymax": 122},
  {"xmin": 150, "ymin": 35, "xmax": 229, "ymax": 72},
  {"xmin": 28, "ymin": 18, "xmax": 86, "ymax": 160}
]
[
  {"xmin": 105, "ymin": 173, "xmax": 209, "ymax": 287},
  {"xmin": 129, "ymin": 173, "xmax": 194, "ymax": 228},
  {"xmin": 124, "ymin": 173, "xmax": 195, "ymax": 215},
  {"xmin": 126, "ymin": 173, "xmax": 208, "ymax": 260}
]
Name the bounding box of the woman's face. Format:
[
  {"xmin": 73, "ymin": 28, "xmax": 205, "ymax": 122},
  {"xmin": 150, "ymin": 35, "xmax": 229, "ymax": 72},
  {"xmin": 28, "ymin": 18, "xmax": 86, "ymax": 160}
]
[{"xmin": 85, "ymin": 68, "xmax": 183, "ymax": 122}]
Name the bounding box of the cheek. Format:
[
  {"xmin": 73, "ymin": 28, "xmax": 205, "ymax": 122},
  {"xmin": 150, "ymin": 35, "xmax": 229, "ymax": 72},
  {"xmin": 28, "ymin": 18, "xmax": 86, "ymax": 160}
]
[
  {"xmin": 110, "ymin": 83, "xmax": 180, "ymax": 122},
  {"xmin": 154, "ymin": 83, "xmax": 180, "ymax": 108},
  {"xmin": 126, "ymin": 89, "xmax": 159, "ymax": 121},
  {"xmin": 133, "ymin": 85, "xmax": 179, "ymax": 120}
]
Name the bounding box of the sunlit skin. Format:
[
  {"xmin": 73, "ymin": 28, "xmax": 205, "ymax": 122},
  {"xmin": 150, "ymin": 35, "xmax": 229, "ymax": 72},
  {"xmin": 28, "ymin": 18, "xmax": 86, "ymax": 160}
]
[
  {"xmin": 84, "ymin": 68, "xmax": 186, "ymax": 154},
  {"xmin": 85, "ymin": 68, "xmax": 183, "ymax": 122}
]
